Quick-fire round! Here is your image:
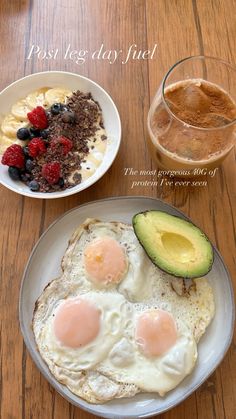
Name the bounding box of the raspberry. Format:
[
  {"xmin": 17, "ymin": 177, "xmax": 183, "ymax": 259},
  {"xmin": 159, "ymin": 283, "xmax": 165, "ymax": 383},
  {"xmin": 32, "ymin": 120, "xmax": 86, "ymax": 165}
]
[
  {"xmin": 27, "ymin": 106, "xmax": 48, "ymax": 129},
  {"xmin": 50, "ymin": 136, "xmax": 73, "ymax": 155},
  {"xmin": 28, "ymin": 138, "xmax": 46, "ymax": 158},
  {"xmin": 1, "ymin": 144, "xmax": 25, "ymax": 168},
  {"xmin": 41, "ymin": 162, "xmax": 61, "ymax": 184},
  {"xmin": 59, "ymin": 136, "xmax": 73, "ymax": 154}
]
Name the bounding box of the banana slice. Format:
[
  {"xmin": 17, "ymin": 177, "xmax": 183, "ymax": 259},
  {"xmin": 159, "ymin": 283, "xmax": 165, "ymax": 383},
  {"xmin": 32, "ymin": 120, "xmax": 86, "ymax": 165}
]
[
  {"xmin": 26, "ymin": 87, "xmax": 50, "ymax": 109},
  {"xmin": 1, "ymin": 115, "xmax": 28, "ymax": 138},
  {"xmin": 0, "ymin": 135, "xmax": 14, "ymax": 154},
  {"xmin": 0, "ymin": 133, "xmax": 27, "ymax": 155},
  {"xmin": 11, "ymin": 99, "xmax": 31, "ymax": 121},
  {"xmin": 45, "ymin": 87, "xmax": 72, "ymax": 106}
]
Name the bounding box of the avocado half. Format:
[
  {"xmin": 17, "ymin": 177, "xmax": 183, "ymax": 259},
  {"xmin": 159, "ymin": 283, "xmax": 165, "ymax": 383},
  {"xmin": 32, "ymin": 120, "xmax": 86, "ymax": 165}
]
[{"xmin": 132, "ymin": 210, "xmax": 214, "ymax": 278}]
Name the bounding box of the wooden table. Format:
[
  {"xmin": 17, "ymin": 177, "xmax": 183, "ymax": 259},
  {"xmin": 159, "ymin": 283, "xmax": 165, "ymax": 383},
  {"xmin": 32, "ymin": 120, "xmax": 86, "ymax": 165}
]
[{"xmin": 0, "ymin": 1, "xmax": 235, "ymax": 418}]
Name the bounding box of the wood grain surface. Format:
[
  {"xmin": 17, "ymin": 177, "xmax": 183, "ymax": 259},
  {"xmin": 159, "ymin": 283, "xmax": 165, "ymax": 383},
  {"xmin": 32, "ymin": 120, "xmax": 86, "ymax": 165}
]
[{"xmin": 0, "ymin": 0, "xmax": 235, "ymax": 418}]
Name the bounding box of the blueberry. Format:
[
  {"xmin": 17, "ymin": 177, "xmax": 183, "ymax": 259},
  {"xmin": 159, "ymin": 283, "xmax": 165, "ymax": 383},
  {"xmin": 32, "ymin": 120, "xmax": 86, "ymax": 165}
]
[
  {"xmin": 30, "ymin": 127, "xmax": 41, "ymax": 137},
  {"xmin": 17, "ymin": 128, "xmax": 30, "ymax": 141},
  {"xmin": 40, "ymin": 129, "xmax": 49, "ymax": 139},
  {"xmin": 23, "ymin": 146, "xmax": 30, "ymax": 159},
  {"xmin": 29, "ymin": 129, "xmax": 40, "ymax": 139},
  {"xmin": 20, "ymin": 173, "xmax": 30, "ymax": 182},
  {"xmin": 20, "ymin": 167, "xmax": 26, "ymax": 174},
  {"xmin": 62, "ymin": 111, "xmax": 75, "ymax": 123},
  {"xmin": 51, "ymin": 103, "xmax": 63, "ymax": 115},
  {"xmin": 29, "ymin": 180, "xmax": 39, "ymax": 191},
  {"xmin": 8, "ymin": 166, "xmax": 21, "ymax": 180},
  {"xmin": 58, "ymin": 177, "xmax": 64, "ymax": 187},
  {"xmin": 25, "ymin": 159, "xmax": 34, "ymax": 173}
]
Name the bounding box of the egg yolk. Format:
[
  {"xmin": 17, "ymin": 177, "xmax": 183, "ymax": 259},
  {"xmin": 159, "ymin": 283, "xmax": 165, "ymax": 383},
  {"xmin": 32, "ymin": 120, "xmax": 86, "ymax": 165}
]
[
  {"xmin": 84, "ymin": 237, "xmax": 127, "ymax": 285},
  {"xmin": 53, "ymin": 299, "xmax": 101, "ymax": 348},
  {"xmin": 135, "ymin": 309, "xmax": 178, "ymax": 357}
]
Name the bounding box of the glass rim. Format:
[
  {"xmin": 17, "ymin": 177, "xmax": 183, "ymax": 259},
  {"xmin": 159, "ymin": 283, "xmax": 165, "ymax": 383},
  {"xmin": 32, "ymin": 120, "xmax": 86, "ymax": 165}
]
[{"xmin": 162, "ymin": 55, "xmax": 236, "ymax": 131}]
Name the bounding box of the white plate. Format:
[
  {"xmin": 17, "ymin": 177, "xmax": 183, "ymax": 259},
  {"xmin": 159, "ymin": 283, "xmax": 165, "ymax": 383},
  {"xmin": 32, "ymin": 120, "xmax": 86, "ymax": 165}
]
[
  {"xmin": 19, "ymin": 197, "xmax": 235, "ymax": 418},
  {"xmin": 0, "ymin": 71, "xmax": 121, "ymax": 199}
]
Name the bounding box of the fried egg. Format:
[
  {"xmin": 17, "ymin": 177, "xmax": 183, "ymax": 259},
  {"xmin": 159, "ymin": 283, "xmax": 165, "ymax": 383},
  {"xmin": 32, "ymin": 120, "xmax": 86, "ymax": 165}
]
[
  {"xmin": 34, "ymin": 290, "xmax": 131, "ymax": 371},
  {"xmin": 100, "ymin": 312, "xmax": 197, "ymax": 395},
  {"xmin": 61, "ymin": 219, "xmax": 155, "ymax": 300},
  {"xmin": 33, "ymin": 219, "xmax": 215, "ymax": 403}
]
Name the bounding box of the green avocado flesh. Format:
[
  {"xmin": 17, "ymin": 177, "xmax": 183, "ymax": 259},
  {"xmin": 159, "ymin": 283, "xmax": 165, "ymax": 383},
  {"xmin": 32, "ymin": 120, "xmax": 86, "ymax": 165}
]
[{"xmin": 132, "ymin": 210, "xmax": 214, "ymax": 278}]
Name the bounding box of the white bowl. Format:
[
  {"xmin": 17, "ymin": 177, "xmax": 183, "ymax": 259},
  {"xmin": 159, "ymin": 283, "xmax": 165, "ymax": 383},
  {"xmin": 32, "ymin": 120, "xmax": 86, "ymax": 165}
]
[{"xmin": 0, "ymin": 71, "xmax": 121, "ymax": 199}]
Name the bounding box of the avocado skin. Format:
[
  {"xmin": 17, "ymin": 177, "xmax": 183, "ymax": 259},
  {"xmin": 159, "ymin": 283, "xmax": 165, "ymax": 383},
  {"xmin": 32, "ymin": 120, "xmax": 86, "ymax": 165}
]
[{"xmin": 132, "ymin": 210, "xmax": 214, "ymax": 279}]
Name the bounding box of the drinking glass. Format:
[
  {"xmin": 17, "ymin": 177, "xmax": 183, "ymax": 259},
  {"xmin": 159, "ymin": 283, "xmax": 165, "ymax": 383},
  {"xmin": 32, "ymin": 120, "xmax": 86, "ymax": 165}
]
[{"xmin": 147, "ymin": 56, "xmax": 236, "ymax": 174}]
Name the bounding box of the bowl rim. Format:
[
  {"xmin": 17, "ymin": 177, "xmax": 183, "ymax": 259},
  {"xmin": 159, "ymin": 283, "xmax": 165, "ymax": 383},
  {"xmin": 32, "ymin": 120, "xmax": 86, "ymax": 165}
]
[
  {"xmin": 19, "ymin": 195, "xmax": 235, "ymax": 418},
  {"xmin": 0, "ymin": 70, "xmax": 121, "ymax": 199}
]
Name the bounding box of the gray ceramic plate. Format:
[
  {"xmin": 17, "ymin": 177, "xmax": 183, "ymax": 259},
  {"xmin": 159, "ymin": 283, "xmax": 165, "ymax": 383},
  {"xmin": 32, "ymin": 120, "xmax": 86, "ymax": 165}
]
[{"xmin": 19, "ymin": 197, "xmax": 235, "ymax": 418}]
